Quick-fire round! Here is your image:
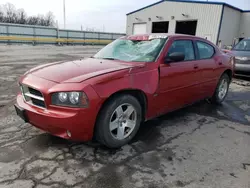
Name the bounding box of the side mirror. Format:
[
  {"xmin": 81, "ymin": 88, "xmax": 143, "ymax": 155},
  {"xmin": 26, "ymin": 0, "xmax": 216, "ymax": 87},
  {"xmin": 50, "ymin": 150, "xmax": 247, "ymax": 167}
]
[{"xmin": 165, "ymin": 52, "xmax": 185, "ymax": 63}]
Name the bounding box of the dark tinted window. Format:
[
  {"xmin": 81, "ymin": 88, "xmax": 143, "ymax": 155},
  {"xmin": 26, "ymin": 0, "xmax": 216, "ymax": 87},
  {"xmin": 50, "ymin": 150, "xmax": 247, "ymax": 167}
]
[
  {"xmin": 196, "ymin": 41, "xmax": 215, "ymax": 59},
  {"xmin": 167, "ymin": 40, "xmax": 195, "ymax": 61}
]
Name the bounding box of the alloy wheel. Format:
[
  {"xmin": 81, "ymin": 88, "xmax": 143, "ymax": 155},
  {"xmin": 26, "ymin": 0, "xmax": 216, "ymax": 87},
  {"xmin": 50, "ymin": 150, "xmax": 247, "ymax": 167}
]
[
  {"xmin": 218, "ymin": 78, "xmax": 228, "ymax": 100},
  {"xmin": 109, "ymin": 103, "xmax": 137, "ymax": 140}
]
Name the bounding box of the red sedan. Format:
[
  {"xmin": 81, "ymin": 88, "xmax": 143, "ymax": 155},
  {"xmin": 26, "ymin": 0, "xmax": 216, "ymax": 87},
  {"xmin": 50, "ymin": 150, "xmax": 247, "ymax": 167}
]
[{"xmin": 15, "ymin": 34, "xmax": 234, "ymax": 148}]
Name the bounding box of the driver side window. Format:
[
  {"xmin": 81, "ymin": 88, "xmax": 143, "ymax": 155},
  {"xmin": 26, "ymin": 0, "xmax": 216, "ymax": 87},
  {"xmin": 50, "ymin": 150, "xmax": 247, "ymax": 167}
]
[{"xmin": 167, "ymin": 40, "xmax": 195, "ymax": 61}]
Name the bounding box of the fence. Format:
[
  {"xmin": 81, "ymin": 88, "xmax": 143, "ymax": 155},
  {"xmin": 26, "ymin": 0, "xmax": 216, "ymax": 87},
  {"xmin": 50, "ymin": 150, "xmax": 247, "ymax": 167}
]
[{"xmin": 0, "ymin": 23, "xmax": 125, "ymax": 45}]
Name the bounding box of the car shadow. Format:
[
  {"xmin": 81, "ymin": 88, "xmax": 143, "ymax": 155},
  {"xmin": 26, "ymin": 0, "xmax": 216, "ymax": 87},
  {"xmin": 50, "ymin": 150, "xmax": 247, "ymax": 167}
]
[{"xmin": 28, "ymin": 88, "xmax": 250, "ymax": 155}]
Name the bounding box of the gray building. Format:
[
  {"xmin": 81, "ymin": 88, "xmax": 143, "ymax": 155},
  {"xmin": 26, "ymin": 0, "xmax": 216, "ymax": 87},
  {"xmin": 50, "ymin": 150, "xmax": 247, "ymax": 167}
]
[{"xmin": 126, "ymin": 0, "xmax": 250, "ymax": 47}]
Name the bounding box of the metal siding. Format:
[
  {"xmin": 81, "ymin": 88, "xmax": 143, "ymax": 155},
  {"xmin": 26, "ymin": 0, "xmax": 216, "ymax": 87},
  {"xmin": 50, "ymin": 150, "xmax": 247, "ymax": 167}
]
[
  {"xmin": 240, "ymin": 13, "xmax": 250, "ymax": 38},
  {"xmin": 85, "ymin": 32, "xmax": 99, "ymax": 38},
  {"xmin": 127, "ymin": 0, "xmax": 248, "ymax": 15},
  {"xmin": 59, "ymin": 31, "xmax": 68, "ymax": 37},
  {"xmin": 35, "ymin": 28, "xmax": 56, "ymax": 36},
  {"xmin": 100, "ymin": 33, "xmax": 112, "ymax": 39},
  {"xmin": 0, "ymin": 23, "xmax": 125, "ymax": 45},
  {"xmin": 126, "ymin": 1, "xmax": 222, "ymax": 44},
  {"xmin": 218, "ymin": 6, "xmax": 241, "ymax": 47},
  {"xmin": 68, "ymin": 31, "xmax": 83, "ymax": 38},
  {"xmin": 0, "ymin": 25, "xmax": 7, "ymax": 34},
  {"xmin": 9, "ymin": 26, "xmax": 33, "ymax": 35},
  {"xmin": 112, "ymin": 34, "xmax": 124, "ymax": 39}
]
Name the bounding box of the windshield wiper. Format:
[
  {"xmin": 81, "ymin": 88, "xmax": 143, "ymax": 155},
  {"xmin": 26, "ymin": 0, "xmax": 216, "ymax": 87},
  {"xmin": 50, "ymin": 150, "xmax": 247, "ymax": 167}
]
[{"xmin": 100, "ymin": 57, "xmax": 118, "ymax": 60}]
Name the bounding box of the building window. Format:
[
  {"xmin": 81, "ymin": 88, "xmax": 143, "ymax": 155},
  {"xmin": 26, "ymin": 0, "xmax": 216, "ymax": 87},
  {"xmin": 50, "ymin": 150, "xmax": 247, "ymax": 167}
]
[
  {"xmin": 175, "ymin": 21, "xmax": 197, "ymax": 36},
  {"xmin": 152, "ymin": 21, "xmax": 169, "ymax": 33}
]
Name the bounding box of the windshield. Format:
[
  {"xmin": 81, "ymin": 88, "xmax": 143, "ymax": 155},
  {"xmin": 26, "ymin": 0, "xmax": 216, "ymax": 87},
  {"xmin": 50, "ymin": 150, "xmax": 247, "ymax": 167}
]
[
  {"xmin": 233, "ymin": 39, "xmax": 250, "ymax": 51},
  {"xmin": 93, "ymin": 38, "xmax": 167, "ymax": 62}
]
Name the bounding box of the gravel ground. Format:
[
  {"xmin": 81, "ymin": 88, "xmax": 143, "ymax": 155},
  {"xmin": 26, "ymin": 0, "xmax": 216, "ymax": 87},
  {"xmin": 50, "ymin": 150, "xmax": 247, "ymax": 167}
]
[{"xmin": 0, "ymin": 45, "xmax": 249, "ymax": 188}]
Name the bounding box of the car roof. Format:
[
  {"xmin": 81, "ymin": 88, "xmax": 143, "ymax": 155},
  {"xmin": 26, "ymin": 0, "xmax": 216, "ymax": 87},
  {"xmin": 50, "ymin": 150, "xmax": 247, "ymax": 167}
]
[{"xmin": 122, "ymin": 33, "xmax": 205, "ymax": 41}]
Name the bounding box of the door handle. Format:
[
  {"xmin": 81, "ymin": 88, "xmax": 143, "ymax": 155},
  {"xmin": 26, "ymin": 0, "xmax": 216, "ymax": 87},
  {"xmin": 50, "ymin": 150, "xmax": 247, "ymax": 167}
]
[{"xmin": 194, "ymin": 65, "xmax": 199, "ymax": 69}]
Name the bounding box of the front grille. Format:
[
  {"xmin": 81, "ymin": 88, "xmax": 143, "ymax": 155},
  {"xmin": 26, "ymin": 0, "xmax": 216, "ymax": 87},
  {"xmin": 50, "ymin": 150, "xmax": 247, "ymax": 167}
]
[
  {"xmin": 21, "ymin": 84, "xmax": 46, "ymax": 108},
  {"xmin": 31, "ymin": 98, "xmax": 46, "ymax": 108},
  {"xmin": 235, "ymin": 59, "xmax": 250, "ymax": 65},
  {"xmin": 28, "ymin": 87, "xmax": 43, "ymax": 97}
]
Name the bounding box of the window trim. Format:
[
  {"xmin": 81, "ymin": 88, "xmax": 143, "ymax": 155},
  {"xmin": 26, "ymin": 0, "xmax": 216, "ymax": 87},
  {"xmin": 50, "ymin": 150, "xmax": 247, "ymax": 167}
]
[
  {"xmin": 166, "ymin": 39, "xmax": 197, "ymax": 63},
  {"xmin": 194, "ymin": 40, "xmax": 215, "ymax": 60}
]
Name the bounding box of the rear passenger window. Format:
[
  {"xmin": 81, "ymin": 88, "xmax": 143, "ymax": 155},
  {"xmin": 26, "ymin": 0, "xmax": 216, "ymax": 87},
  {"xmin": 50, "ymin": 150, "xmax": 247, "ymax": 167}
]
[
  {"xmin": 196, "ymin": 41, "xmax": 215, "ymax": 59},
  {"xmin": 167, "ymin": 40, "xmax": 195, "ymax": 61}
]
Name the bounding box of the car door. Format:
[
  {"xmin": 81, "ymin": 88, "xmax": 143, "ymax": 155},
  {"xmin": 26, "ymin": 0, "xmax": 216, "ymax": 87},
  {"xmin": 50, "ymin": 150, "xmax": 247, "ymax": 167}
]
[
  {"xmin": 194, "ymin": 40, "xmax": 218, "ymax": 97},
  {"xmin": 156, "ymin": 39, "xmax": 201, "ymax": 114}
]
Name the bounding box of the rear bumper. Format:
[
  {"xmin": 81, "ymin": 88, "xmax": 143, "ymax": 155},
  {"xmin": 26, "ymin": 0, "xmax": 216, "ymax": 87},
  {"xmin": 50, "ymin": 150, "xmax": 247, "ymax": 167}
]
[{"xmin": 16, "ymin": 93, "xmax": 99, "ymax": 141}]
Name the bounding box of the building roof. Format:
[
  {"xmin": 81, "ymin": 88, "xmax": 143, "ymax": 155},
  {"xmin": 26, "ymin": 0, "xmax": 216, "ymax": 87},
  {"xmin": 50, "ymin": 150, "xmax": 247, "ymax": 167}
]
[{"xmin": 126, "ymin": 0, "xmax": 250, "ymax": 15}]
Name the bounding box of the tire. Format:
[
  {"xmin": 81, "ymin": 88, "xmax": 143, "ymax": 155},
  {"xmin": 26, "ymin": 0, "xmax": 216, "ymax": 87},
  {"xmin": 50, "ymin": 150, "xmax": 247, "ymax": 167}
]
[
  {"xmin": 211, "ymin": 73, "xmax": 230, "ymax": 104},
  {"xmin": 95, "ymin": 95, "xmax": 142, "ymax": 148}
]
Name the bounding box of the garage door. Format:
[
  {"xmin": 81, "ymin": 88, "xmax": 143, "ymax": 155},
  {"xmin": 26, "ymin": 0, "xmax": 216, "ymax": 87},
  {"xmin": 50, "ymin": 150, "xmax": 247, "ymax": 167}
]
[{"xmin": 133, "ymin": 23, "xmax": 147, "ymax": 35}]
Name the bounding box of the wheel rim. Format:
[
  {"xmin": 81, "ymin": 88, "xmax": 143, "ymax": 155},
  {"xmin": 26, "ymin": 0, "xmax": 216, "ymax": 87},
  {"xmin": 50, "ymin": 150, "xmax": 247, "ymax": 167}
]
[
  {"xmin": 109, "ymin": 103, "xmax": 137, "ymax": 140},
  {"xmin": 218, "ymin": 79, "xmax": 228, "ymax": 100}
]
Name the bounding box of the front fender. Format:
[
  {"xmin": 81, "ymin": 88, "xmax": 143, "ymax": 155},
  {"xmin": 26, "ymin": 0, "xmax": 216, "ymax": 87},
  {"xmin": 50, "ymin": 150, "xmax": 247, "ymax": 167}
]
[
  {"xmin": 90, "ymin": 68, "xmax": 159, "ymax": 119},
  {"xmin": 92, "ymin": 68, "xmax": 159, "ymax": 98}
]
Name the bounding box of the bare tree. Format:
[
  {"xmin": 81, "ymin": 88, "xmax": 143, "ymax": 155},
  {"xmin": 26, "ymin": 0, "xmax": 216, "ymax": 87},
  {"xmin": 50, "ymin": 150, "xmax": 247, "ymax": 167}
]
[
  {"xmin": 3, "ymin": 3, "xmax": 17, "ymax": 23},
  {"xmin": 0, "ymin": 3, "xmax": 55, "ymax": 26},
  {"xmin": 16, "ymin": 9, "xmax": 26, "ymax": 24},
  {"xmin": 26, "ymin": 16, "xmax": 39, "ymax": 25},
  {"xmin": 0, "ymin": 6, "xmax": 4, "ymax": 22},
  {"xmin": 44, "ymin": 11, "xmax": 55, "ymax": 26}
]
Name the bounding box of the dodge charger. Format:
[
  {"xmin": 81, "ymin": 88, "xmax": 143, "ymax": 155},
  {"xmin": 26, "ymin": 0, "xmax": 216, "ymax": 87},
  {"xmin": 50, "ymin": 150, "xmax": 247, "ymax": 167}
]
[{"xmin": 15, "ymin": 34, "xmax": 234, "ymax": 148}]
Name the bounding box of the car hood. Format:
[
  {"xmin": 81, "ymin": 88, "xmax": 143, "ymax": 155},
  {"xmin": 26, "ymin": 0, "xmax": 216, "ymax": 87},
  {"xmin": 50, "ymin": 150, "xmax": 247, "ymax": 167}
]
[
  {"xmin": 231, "ymin": 50, "xmax": 250, "ymax": 57},
  {"xmin": 28, "ymin": 58, "xmax": 139, "ymax": 83}
]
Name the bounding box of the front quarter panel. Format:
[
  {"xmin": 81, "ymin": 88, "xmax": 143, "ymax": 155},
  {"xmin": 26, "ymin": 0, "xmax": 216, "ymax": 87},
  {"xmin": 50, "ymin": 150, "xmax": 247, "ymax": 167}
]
[{"xmin": 90, "ymin": 66, "xmax": 159, "ymax": 119}]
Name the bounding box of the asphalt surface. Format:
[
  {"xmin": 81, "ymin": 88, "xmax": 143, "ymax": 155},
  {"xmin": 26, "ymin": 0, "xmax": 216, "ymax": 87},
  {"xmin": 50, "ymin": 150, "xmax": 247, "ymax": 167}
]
[{"xmin": 0, "ymin": 45, "xmax": 249, "ymax": 188}]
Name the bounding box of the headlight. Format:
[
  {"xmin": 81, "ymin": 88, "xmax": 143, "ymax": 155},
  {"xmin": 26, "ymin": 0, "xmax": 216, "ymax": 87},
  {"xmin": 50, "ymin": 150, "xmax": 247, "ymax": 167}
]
[
  {"xmin": 52, "ymin": 92, "xmax": 89, "ymax": 108},
  {"xmin": 58, "ymin": 92, "xmax": 68, "ymax": 103},
  {"xmin": 69, "ymin": 92, "xmax": 80, "ymax": 104}
]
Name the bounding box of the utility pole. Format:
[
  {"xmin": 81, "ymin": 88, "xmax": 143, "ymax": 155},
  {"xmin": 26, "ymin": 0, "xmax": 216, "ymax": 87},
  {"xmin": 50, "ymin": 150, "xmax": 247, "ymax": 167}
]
[{"xmin": 63, "ymin": 0, "xmax": 66, "ymax": 29}]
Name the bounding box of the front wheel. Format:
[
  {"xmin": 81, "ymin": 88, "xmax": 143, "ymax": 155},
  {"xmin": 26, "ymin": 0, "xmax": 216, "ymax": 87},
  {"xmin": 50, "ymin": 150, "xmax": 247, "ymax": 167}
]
[
  {"xmin": 95, "ymin": 95, "xmax": 142, "ymax": 148},
  {"xmin": 211, "ymin": 73, "xmax": 230, "ymax": 104}
]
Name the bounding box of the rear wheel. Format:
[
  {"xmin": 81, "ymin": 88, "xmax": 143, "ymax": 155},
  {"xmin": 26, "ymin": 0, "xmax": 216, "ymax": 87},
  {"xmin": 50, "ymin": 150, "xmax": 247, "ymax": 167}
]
[
  {"xmin": 211, "ymin": 73, "xmax": 230, "ymax": 104},
  {"xmin": 95, "ymin": 95, "xmax": 142, "ymax": 148}
]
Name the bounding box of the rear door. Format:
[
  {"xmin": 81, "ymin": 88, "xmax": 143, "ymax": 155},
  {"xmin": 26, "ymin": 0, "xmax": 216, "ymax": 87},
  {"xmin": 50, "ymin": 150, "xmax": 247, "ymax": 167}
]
[
  {"xmin": 156, "ymin": 39, "xmax": 201, "ymax": 114},
  {"xmin": 194, "ymin": 40, "xmax": 218, "ymax": 97}
]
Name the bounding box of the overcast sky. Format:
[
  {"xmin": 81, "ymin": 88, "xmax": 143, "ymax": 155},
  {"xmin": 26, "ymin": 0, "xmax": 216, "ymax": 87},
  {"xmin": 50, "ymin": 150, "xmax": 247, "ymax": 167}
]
[{"xmin": 2, "ymin": 0, "xmax": 250, "ymax": 33}]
